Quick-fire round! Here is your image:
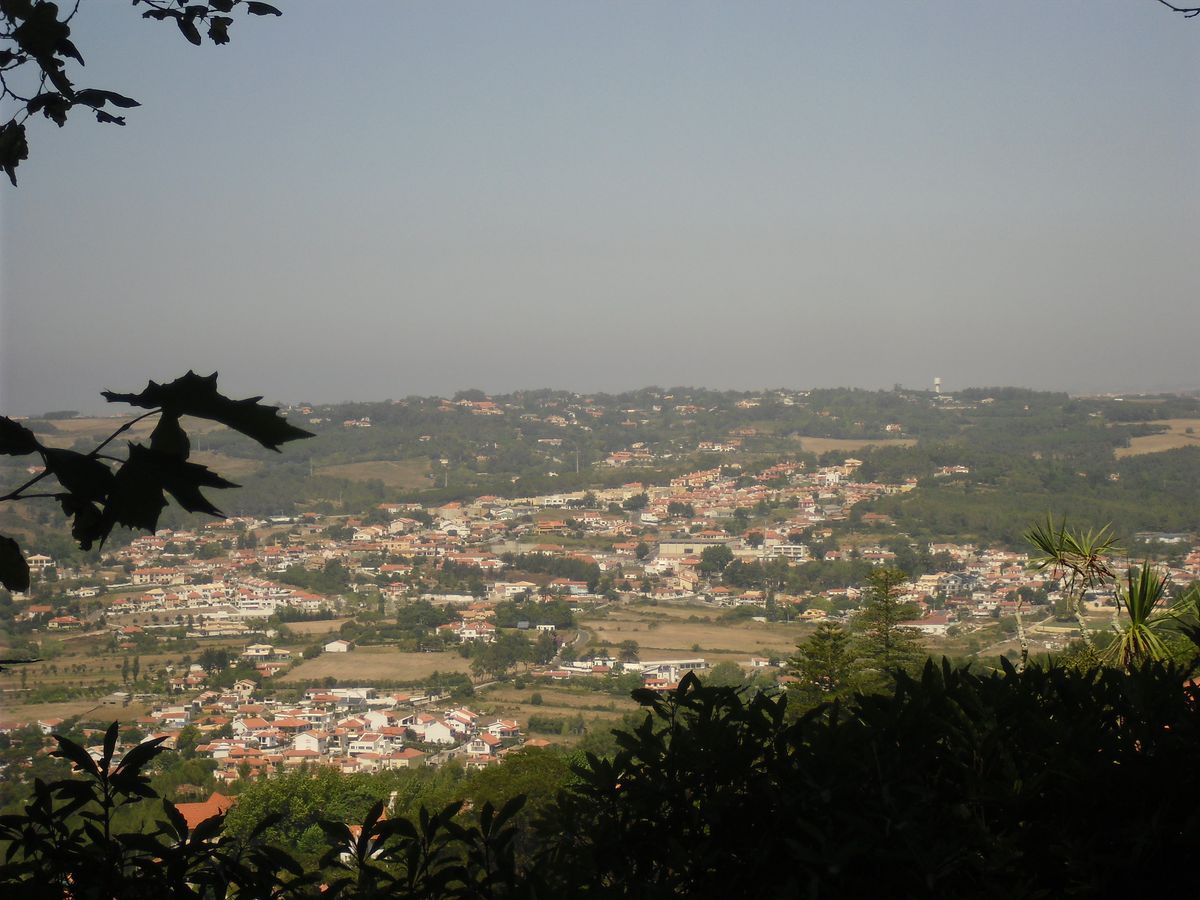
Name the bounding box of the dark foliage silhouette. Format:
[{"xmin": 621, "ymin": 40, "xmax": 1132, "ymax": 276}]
[
  {"xmin": 0, "ymin": 371, "xmax": 311, "ymax": 594},
  {"xmin": 5, "ymin": 655, "xmax": 1200, "ymax": 897}
]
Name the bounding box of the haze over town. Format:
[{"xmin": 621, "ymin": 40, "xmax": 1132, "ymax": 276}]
[{"xmin": 2, "ymin": 1, "xmax": 1199, "ymax": 414}]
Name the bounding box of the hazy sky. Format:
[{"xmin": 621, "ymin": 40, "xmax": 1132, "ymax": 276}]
[{"xmin": 2, "ymin": 1, "xmax": 1198, "ymax": 413}]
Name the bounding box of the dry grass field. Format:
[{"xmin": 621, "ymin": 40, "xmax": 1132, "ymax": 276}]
[
  {"xmin": 0, "ymin": 699, "xmax": 150, "ymax": 727},
  {"xmin": 581, "ymin": 605, "xmax": 807, "ymax": 664},
  {"xmin": 284, "ymin": 618, "xmax": 351, "ymax": 636},
  {"xmin": 189, "ymin": 451, "xmax": 265, "ymax": 479},
  {"xmin": 315, "ymin": 459, "xmax": 433, "ymax": 489},
  {"xmin": 476, "ymin": 685, "xmax": 639, "ymax": 745},
  {"xmin": 791, "ymin": 436, "xmax": 917, "ymax": 454},
  {"xmin": 0, "ymin": 629, "xmax": 248, "ymax": 699},
  {"xmin": 1115, "ymin": 419, "xmax": 1200, "ymax": 458},
  {"xmin": 279, "ymin": 645, "xmax": 471, "ymax": 683}
]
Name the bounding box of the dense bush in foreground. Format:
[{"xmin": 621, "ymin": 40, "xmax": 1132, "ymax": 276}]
[{"xmin": 3, "ymin": 659, "xmax": 1199, "ymax": 898}]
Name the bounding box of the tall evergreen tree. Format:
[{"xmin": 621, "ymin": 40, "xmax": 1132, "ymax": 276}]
[
  {"xmin": 790, "ymin": 621, "xmax": 854, "ymax": 698},
  {"xmin": 852, "ymin": 567, "xmax": 923, "ymax": 677}
]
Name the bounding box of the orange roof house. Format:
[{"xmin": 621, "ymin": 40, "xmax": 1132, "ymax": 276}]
[{"xmin": 174, "ymin": 791, "xmax": 235, "ymax": 830}]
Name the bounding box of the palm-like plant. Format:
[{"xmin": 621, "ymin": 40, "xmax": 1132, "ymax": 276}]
[
  {"xmin": 1024, "ymin": 515, "xmax": 1120, "ymax": 654},
  {"xmin": 1107, "ymin": 564, "xmax": 1172, "ymax": 668}
]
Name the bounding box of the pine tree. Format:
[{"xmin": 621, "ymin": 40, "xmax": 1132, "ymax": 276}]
[
  {"xmin": 790, "ymin": 621, "xmax": 853, "ymax": 696},
  {"xmin": 852, "ymin": 567, "xmax": 923, "ymax": 676}
]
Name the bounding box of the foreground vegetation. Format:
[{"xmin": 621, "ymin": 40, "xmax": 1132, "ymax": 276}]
[{"xmin": 3, "ymin": 652, "xmax": 1199, "ymax": 898}]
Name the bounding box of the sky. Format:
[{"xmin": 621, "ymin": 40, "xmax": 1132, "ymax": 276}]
[{"xmin": 2, "ymin": 1, "xmax": 1198, "ymax": 414}]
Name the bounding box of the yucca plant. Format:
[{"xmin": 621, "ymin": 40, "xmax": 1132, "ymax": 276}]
[
  {"xmin": 1107, "ymin": 564, "xmax": 1172, "ymax": 669},
  {"xmin": 1024, "ymin": 515, "xmax": 1120, "ymax": 655}
]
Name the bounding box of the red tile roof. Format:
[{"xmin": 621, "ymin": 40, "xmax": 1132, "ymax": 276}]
[{"xmin": 174, "ymin": 791, "xmax": 235, "ymax": 830}]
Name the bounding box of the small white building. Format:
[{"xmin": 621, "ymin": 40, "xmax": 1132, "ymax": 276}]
[{"xmin": 324, "ymin": 639, "xmax": 354, "ymax": 653}]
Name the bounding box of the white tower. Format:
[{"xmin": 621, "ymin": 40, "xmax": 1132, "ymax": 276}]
[{"xmin": 933, "ymin": 377, "xmax": 942, "ymax": 394}]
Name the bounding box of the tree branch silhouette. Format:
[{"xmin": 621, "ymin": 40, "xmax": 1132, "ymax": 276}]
[
  {"xmin": 0, "ymin": 0, "xmax": 281, "ymax": 185},
  {"xmin": 1156, "ymin": 0, "xmax": 1200, "ymax": 17},
  {"xmin": 0, "ymin": 371, "xmax": 311, "ymax": 593}
]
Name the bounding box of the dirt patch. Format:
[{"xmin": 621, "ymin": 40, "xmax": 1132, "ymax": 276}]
[
  {"xmin": 316, "ymin": 459, "xmax": 433, "ymax": 489},
  {"xmin": 1116, "ymin": 419, "xmax": 1200, "ymax": 457}
]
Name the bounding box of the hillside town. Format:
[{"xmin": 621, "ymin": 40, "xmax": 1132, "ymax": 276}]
[{"xmin": 7, "ymin": 450, "xmax": 1200, "ymax": 778}]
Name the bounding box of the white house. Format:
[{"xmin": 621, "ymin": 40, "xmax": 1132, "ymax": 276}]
[
  {"xmin": 293, "ymin": 731, "xmax": 328, "ymax": 754},
  {"xmin": 348, "ymin": 733, "xmax": 387, "ymax": 755},
  {"xmin": 324, "ymin": 639, "xmax": 354, "ymax": 653},
  {"xmin": 410, "ymin": 715, "xmax": 456, "ymax": 746}
]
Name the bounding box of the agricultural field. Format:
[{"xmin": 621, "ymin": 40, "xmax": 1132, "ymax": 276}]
[
  {"xmin": 188, "ymin": 451, "xmax": 265, "ymax": 479},
  {"xmin": 0, "ymin": 698, "xmax": 150, "ymax": 728},
  {"xmin": 283, "ymin": 618, "xmax": 350, "ymax": 636},
  {"xmin": 790, "ymin": 436, "xmax": 917, "ymax": 454},
  {"xmin": 278, "ymin": 645, "xmax": 471, "ymax": 684},
  {"xmin": 579, "ymin": 603, "xmax": 809, "ymax": 665},
  {"xmin": 1115, "ymin": 419, "xmax": 1200, "ymax": 457},
  {"xmin": 0, "ymin": 629, "xmax": 245, "ymax": 696},
  {"xmin": 315, "ymin": 459, "xmax": 432, "ymax": 489},
  {"xmin": 477, "ymin": 684, "xmax": 640, "ymax": 742}
]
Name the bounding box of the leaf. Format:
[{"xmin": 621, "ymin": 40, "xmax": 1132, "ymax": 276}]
[
  {"xmin": 245, "ymin": 2, "xmax": 282, "ymax": 14},
  {"xmin": 43, "ymin": 448, "xmax": 114, "ymax": 502},
  {"xmin": 57, "ymin": 37, "xmax": 84, "ymax": 65},
  {"xmin": 163, "ymin": 800, "xmax": 189, "ymax": 841},
  {"xmin": 0, "ymin": 535, "xmax": 30, "ymax": 593},
  {"xmin": 0, "ymin": 417, "xmax": 40, "ymax": 455},
  {"xmin": 0, "ymin": 121, "xmax": 29, "ymax": 187},
  {"xmin": 102, "ymin": 721, "xmax": 119, "ymax": 768},
  {"xmin": 58, "ymin": 495, "xmax": 106, "ymax": 551},
  {"xmin": 96, "ymin": 441, "xmax": 236, "ymax": 540},
  {"xmin": 74, "ymin": 89, "xmax": 141, "ymax": 109},
  {"xmin": 207, "ymin": 14, "xmax": 232, "ymax": 44},
  {"xmin": 176, "ymin": 14, "xmax": 203, "ymax": 44},
  {"xmin": 114, "ymin": 734, "xmax": 168, "ymax": 777},
  {"xmin": 495, "ymin": 794, "xmax": 526, "ymax": 828},
  {"xmin": 190, "ymin": 812, "xmax": 224, "ymax": 843},
  {"xmin": 209, "ymin": 0, "xmax": 234, "ymax": 10},
  {"xmin": 12, "ymin": 3, "xmax": 71, "ymax": 58},
  {"xmin": 125, "ymin": 443, "xmax": 237, "ymax": 517},
  {"xmin": 247, "ymin": 811, "xmax": 284, "ymax": 842},
  {"xmin": 26, "ymin": 92, "xmax": 71, "ymax": 127},
  {"xmin": 101, "ymin": 444, "xmax": 169, "ymax": 535},
  {"xmin": 51, "ymin": 734, "xmax": 100, "ymax": 779},
  {"xmin": 149, "ymin": 412, "xmax": 190, "ymax": 459},
  {"xmin": 95, "ymin": 110, "xmax": 127, "ymax": 125},
  {"xmin": 103, "ymin": 371, "xmax": 313, "ymax": 451}
]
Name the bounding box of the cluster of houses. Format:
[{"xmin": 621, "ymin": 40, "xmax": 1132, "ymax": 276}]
[
  {"xmin": 137, "ymin": 685, "xmax": 530, "ymax": 781},
  {"xmin": 12, "ymin": 449, "xmax": 1200, "ymax": 708},
  {"xmin": 16, "ymin": 455, "xmax": 924, "ymax": 631}
]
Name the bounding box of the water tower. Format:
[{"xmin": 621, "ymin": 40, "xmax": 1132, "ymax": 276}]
[{"xmin": 933, "ymin": 377, "xmax": 942, "ymax": 395}]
